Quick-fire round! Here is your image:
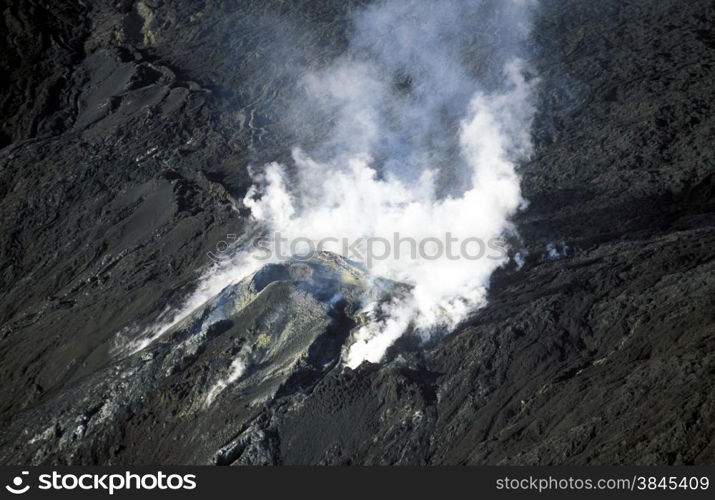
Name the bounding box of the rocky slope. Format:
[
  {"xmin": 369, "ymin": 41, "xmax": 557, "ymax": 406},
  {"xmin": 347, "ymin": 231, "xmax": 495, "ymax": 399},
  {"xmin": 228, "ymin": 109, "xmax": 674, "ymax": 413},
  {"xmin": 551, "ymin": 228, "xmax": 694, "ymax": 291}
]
[{"xmin": 0, "ymin": 0, "xmax": 713, "ymax": 464}]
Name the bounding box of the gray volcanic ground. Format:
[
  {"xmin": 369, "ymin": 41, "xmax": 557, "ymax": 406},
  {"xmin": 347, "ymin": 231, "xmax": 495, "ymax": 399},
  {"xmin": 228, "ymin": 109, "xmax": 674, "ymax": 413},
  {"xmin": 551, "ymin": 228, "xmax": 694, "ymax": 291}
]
[{"xmin": 1, "ymin": 0, "xmax": 714, "ymax": 465}]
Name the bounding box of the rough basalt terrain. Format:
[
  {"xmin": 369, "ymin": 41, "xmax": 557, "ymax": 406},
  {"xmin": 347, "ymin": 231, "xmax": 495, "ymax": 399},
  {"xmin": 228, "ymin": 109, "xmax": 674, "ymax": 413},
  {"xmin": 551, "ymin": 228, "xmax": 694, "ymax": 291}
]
[{"xmin": 1, "ymin": 0, "xmax": 714, "ymax": 464}]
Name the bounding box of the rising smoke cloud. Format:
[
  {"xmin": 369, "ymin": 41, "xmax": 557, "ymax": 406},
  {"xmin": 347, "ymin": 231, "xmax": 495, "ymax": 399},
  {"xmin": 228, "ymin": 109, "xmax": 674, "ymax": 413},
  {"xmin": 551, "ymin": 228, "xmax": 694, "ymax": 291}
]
[{"xmin": 133, "ymin": 0, "xmax": 539, "ymax": 371}]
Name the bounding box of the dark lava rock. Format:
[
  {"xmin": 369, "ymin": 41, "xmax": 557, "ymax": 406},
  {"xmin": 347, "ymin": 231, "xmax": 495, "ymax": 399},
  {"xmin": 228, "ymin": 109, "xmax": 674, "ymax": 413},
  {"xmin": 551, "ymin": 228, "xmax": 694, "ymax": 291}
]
[
  {"xmin": 0, "ymin": 0, "xmax": 714, "ymax": 464},
  {"xmin": 0, "ymin": 253, "xmax": 368, "ymax": 464}
]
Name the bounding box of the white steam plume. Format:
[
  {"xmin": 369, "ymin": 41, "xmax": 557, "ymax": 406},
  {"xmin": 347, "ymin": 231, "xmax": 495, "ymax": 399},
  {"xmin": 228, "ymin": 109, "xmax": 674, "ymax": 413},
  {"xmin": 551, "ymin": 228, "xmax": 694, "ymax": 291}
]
[
  {"xmin": 133, "ymin": 0, "xmax": 538, "ymax": 370},
  {"xmin": 246, "ymin": 60, "xmax": 535, "ymax": 368},
  {"xmin": 244, "ymin": 0, "xmax": 538, "ymax": 367}
]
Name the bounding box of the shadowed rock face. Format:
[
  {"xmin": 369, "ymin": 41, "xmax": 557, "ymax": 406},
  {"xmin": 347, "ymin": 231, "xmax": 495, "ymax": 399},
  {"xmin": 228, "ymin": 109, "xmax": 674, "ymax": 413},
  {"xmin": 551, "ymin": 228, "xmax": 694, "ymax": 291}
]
[{"xmin": 0, "ymin": 0, "xmax": 714, "ymax": 464}]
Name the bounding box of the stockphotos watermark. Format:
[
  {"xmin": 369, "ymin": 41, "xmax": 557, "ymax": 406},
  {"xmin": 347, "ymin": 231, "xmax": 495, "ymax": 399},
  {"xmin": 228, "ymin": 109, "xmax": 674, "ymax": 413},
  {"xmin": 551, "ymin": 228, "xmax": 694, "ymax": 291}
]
[
  {"xmin": 4, "ymin": 470, "xmax": 196, "ymax": 495},
  {"xmin": 208, "ymin": 232, "xmax": 509, "ymax": 267}
]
